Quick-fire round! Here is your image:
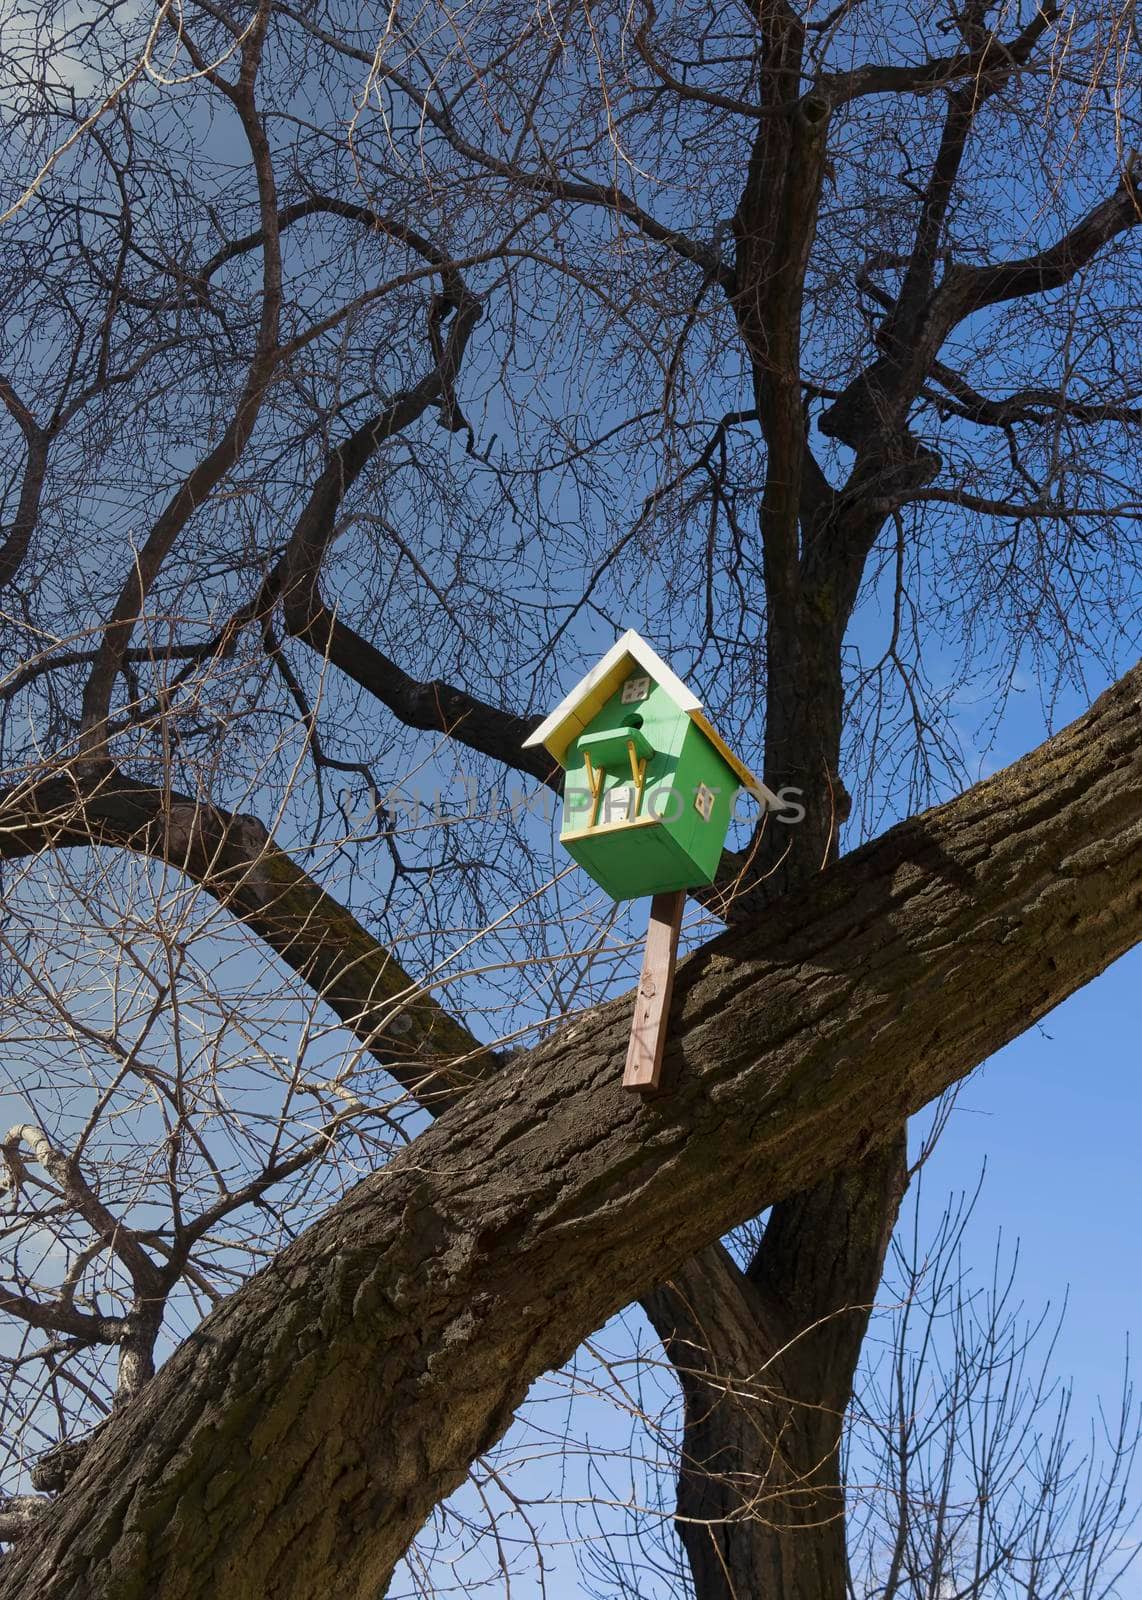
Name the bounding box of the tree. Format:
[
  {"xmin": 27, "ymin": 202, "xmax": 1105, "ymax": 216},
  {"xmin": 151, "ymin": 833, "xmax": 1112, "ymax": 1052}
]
[
  {"xmin": 571, "ymin": 1172, "xmax": 1142, "ymax": 1600},
  {"xmin": 0, "ymin": 0, "xmax": 1139, "ymax": 1594},
  {"xmin": 846, "ymin": 1175, "xmax": 1141, "ymax": 1600}
]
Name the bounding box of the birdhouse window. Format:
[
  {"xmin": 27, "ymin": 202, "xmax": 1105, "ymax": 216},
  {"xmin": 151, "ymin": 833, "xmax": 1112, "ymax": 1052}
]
[
  {"xmin": 694, "ymin": 782, "xmax": 716, "ymax": 822},
  {"xmin": 621, "ymin": 674, "xmax": 651, "ymax": 705}
]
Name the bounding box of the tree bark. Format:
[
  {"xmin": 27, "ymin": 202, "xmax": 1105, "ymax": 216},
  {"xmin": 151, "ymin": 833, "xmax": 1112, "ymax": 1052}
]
[
  {"xmin": 3, "ymin": 659, "xmax": 1141, "ymax": 1600},
  {"xmin": 643, "ymin": 1137, "xmax": 906, "ymax": 1598}
]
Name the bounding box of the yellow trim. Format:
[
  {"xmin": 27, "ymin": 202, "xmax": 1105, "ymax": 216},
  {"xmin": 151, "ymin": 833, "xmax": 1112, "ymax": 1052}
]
[
  {"xmin": 582, "ymin": 750, "xmax": 605, "ymax": 828},
  {"xmin": 688, "ymin": 709, "xmax": 775, "ymax": 800},
  {"xmin": 523, "ymin": 629, "xmax": 701, "ymax": 767},
  {"xmin": 691, "ymin": 712, "xmax": 752, "ymax": 786},
  {"xmin": 627, "ymin": 739, "xmax": 648, "ymax": 815},
  {"xmin": 522, "ymin": 628, "xmax": 782, "ymax": 809},
  {"xmin": 562, "ymin": 813, "xmax": 663, "ymax": 842},
  {"xmin": 535, "ymin": 660, "xmax": 636, "ymax": 767}
]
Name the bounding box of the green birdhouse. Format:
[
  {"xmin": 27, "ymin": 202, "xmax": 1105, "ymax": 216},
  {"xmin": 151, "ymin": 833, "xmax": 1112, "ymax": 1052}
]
[{"xmin": 523, "ymin": 630, "xmax": 779, "ymax": 901}]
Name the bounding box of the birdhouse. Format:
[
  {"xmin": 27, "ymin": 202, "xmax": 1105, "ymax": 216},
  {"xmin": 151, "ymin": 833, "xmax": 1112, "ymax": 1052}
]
[{"xmin": 523, "ymin": 630, "xmax": 779, "ymax": 901}]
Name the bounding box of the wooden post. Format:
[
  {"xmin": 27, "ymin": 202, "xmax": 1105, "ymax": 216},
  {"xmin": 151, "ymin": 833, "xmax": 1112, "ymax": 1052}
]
[{"xmin": 623, "ymin": 889, "xmax": 685, "ymax": 1093}]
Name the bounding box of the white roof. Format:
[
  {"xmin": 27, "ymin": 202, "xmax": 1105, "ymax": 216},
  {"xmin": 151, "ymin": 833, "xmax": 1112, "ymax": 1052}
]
[{"xmin": 523, "ymin": 628, "xmax": 780, "ymax": 807}]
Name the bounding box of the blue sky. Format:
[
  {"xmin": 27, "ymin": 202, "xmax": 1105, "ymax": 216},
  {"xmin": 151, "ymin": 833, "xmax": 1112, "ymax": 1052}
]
[
  {"xmin": 919, "ymin": 883, "xmax": 1142, "ymax": 1420},
  {"xmin": 888, "ymin": 648, "xmax": 1140, "ymax": 1418}
]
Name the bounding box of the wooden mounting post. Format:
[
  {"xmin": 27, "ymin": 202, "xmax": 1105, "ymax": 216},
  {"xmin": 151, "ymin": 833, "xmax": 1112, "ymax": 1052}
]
[{"xmin": 623, "ymin": 889, "xmax": 685, "ymax": 1093}]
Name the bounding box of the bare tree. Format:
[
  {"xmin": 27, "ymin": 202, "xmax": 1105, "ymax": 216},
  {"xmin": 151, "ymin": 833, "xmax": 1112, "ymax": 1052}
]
[
  {"xmin": 567, "ymin": 1170, "xmax": 1142, "ymax": 1600},
  {"xmin": 0, "ymin": 0, "xmax": 1140, "ymax": 1594},
  {"xmin": 846, "ymin": 1174, "xmax": 1141, "ymax": 1600}
]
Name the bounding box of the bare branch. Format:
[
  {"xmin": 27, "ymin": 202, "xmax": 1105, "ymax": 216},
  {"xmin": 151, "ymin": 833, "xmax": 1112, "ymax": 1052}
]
[{"xmin": 2, "ymin": 1125, "xmax": 162, "ymax": 1299}]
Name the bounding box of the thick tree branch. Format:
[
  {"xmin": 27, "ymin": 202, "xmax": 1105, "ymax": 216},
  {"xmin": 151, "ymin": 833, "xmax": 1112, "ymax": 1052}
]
[
  {"xmin": 948, "ymin": 162, "xmax": 1142, "ymax": 313},
  {"xmin": 0, "ymin": 769, "xmax": 494, "ymax": 1103},
  {"xmin": 926, "ymin": 361, "xmax": 1142, "ymax": 427},
  {"xmin": 254, "ymin": 283, "xmax": 562, "ymax": 787},
  {"xmin": 0, "ymin": 377, "xmax": 49, "ymax": 594},
  {"xmin": 282, "ymin": 605, "xmax": 556, "ymax": 786},
  {"xmin": 822, "ymin": 161, "xmax": 1142, "ymax": 461},
  {"xmin": 911, "ymin": 486, "xmax": 1142, "ymax": 518},
  {"xmin": 817, "ymin": 8, "xmax": 1061, "ymax": 105},
  {"xmin": 729, "ymin": 7, "xmax": 840, "ymax": 868},
  {"xmin": 194, "ymin": 196, "xmax": 452, "ymax": 293},
  {"xmin": 643, "ymin": 1137, "xmax": 906, "ymax": 1596},
  {"xmin": 0, "ymin": 1286, "xmax": 123, "ymax": 1345},
  {"xmin": 5, "ymin": 657, "xmax": 1142, "ymax": 1599}
]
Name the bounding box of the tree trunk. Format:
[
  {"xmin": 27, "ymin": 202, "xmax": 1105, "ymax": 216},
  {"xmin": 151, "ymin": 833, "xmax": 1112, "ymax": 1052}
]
[
  {"xmin": 644, "ymin": 1137, "xmax": 906, "ymax": 1598},
  {"xmin": 3, "ymin": 661, "xmax": 1141, "ymax": 1599}
]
